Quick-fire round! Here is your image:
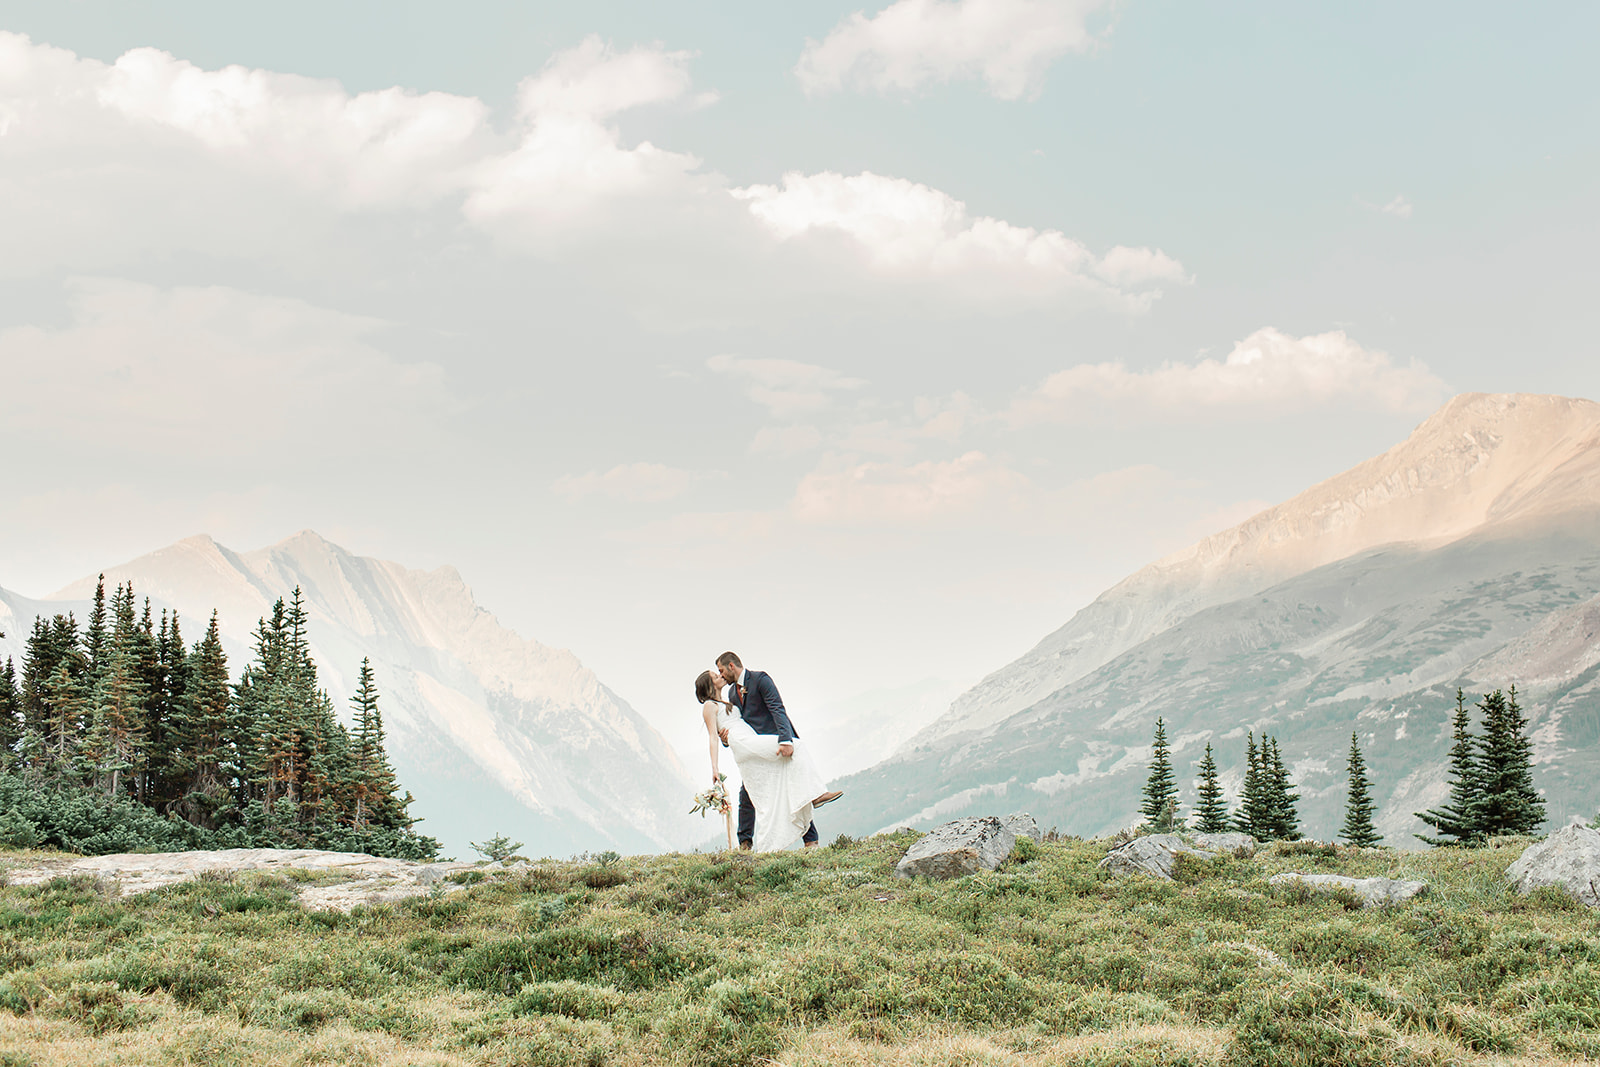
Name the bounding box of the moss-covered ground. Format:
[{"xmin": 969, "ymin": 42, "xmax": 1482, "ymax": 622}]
[{"xmin": 0, "ymin": 833, "xmax": 1596, "ymax": 1066}]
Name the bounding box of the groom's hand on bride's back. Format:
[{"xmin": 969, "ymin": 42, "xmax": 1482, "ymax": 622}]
[{"xmin": 718, "ymin": 727, "xmax": 730, "ymax": 746}]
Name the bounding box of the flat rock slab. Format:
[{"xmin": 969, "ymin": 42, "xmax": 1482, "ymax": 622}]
[
  {"xmin": 0, "ymin": 848, "xmax": 512, "ymax": 912},
  {"xmin": 1506, "ymin": 822, "xmax": 1600, "ymax": 906},
  {"xmin": 1269, "ymin": 872, "xmax": 1427, "ymax": 908},
  {"xmin": 895, "ymin": 816, "xmax": 1017, "ymax": 880},
  {"xmin": 1099, "ymin": 834, "xmax": 1218, "ymax": 880},
  {"xmin": 1193, "ymin": 832, "xmax": 1257, "ymax": 856}
]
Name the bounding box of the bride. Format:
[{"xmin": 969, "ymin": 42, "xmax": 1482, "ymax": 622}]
[{"xmin": 696, "ymin": 670, "xmax": 829, "ymax": 851}]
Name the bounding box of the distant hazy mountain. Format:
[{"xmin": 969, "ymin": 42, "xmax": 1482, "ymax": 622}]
[
  {"xmin": 833, "ymin": 394, "xmax": 1600, "ymax": 844},
  {"xmin": 2, "ymin": 532, "xmax": 698, "ymax": 858},
  {"xmin": 806, "ymin": 678, "xmax": 970, "ymax": 779}
]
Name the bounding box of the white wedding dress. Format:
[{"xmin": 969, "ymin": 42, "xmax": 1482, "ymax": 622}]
[{"xmin": 710, "ymin": 702, "xmax": 829, "ymax": 852}]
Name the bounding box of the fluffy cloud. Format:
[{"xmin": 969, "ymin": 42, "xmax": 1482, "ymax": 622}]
[
  {"xmin": 1010, "ymin": 328, "xmax": 1448, "ymax": 422},
  {"xmin": 796, "ymin": 0, "xmax": 1107, "ymax": 100},
  {"xmin": 552, "ymin": 463, "xmax": 710, "ymax": 503},
  {"xmin": 464, "ymin": 36, "xmax": 709, "ymax": 231},
  {"xmin": 0, "ymin": 278, "xmax": 448, "ymax": 461},
  {"xmin": 708, "ymin": 354, "xmax": 868, "ymax": 419},
  {"xmin": 732, "ymin": 171, "xmax": 1187, "ymax": 307}
]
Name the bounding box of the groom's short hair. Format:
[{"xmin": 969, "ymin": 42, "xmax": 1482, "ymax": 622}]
[{"xmin": 716, "ymin": 651, "xmax": 742, "ymax": 669}]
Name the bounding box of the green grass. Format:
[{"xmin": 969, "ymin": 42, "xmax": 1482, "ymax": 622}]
[{"xmin": 0, "ymin": 834, "xmax": 1595, "ymax": 1066}]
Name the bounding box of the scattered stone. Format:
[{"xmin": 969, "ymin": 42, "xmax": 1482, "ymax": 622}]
[
  {"xmin": 1268, "ymin": 872, "xmax": 1427, "ymax": 908},
  {"xmin": 1505, "ymin": 821, "xmax": 1600, "ymax": 906},
  {"xmin": 0, "ymin": 848, "xmax": 511, "ymax": 912},
  {"xmin": 1221, "ymin": 941, "xmax": 1289, "ymax": 969},
  {"xmin": 1193, "ymin": 832, "xmax": 1257, "ymax": 856},
  {"xmin": 894, "ymin": 816, "xmax": 1016, "ymax": 880},
  {"xmin": 1001, "ymin": 812, "xmax": 1043, "ymax": 843},
  {"xmin": 1099, "ymin": 834, "xmax": 1218, "ymax": 880}
]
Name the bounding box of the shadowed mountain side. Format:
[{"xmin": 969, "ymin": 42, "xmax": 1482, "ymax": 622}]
[
  {"xmin": 41, "ymin": 531, "xmax": 698, "ymax": 858},
  {"xmin": 915, "ymin": 393, "xmax": 1600, "ymax": 746},
  {"xmin": 830, "ymin": 514, "xmax": 1600, "ymax": 845}
]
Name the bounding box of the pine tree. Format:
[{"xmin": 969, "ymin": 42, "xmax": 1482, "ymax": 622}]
[
  {"xmin": 0, "ymin": 657, "xmax": 21, "ymax": 768},
  {"xmin": 171, "ymin": 613, "xmax": 236, "ymax": 827},
  {"xmin": 1140, "ymin": 717, "xmax": 1179, "ymax": 830},
  {"xmin": 1233, "ymin": 733, "xmax": 1271, "ymax": 838},
  {"xmin": 1193, "ymin": 742, "xmax": 1230, "ymax": 833},
  {"xmin": 1262, "ymin": 736, "xmax": 1302, "ymax": 841},
  {"xmin": 83, "ymin": 575, "xmax": 109, "ymax": 682},
  {"xmin": 1340, "ymin": 731, "xmax": 1381, "ymax": 846},
  {"xmin": 1467, "ymin": 686, "xmax": 1545, "ymax": 838},
  {"xmin": 349, "ymin": 659, "xmax": 406, "ymax": 829},
  {"xmin": 1416, "ymin": 689, "xmax": 1486, "ymax": 846}
]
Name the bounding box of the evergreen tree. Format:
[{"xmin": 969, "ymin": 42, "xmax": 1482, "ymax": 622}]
[
  {"xmin": 171, "ymin": 613, "xmax": 236, "ymax": 828},
  {"xmin": 1466, "ymin": 686, "xmax": 1545, "ymax": 838},
  {"xmin": 1140, "ymin": 717, "xmax": 1179, "ymax": 829},
  {"xmin": 1261, "ymin": 736, "xmax": 1302, "ymax": 841},
  {"xmin": 0, "ymin": 657, "xmax": 21, "ymax": 767},
  {"xmin": 83, "ymin": 576, "xmax": 109, "ymax": 681},
  {"xmin": 86, "ymin": 638, "xmax": 147, "ymax": 796},
  {"xmin": 1233, "ymin": 733, "xmax": 1271, "ymax": 838},
  {"xmin": 1416, "ymin": 689, "xmax": 1486, "ymax": 846},
  {"xmin": 349, "ymin": 659, "xmax": 407, "ymax": 829},
  {"xmin": 1340, "ymin": 731, "xmax": 1381, "ymax": 846},
  {"xmin": 1193, "ymin": 742, "xmax": 1230, "ymax": 833}
]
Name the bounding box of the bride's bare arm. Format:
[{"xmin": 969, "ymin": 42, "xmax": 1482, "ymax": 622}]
[{"xmin": 702, "ymin": 701, "xmax": 722, "ymax": 782}]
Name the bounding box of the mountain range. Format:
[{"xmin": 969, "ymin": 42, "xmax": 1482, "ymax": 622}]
[
  {"xmin": 829, "ymin": 393, "xmax": 1600, "ymax": 844},
  {"xmin": 0, "ymin": 532, "xmax": 699, "ymax": 859}
]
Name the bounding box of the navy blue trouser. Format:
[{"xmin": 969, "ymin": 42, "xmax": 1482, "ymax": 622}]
[{"xmin": 739, "ymin": 785, "xmax": 818, "ymax": 846}]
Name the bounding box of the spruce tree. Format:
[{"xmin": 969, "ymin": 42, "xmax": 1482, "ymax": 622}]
[
  {"xmin": 1467, "ymin": 687, "xmax": 1545, "ymax": 838},
  {"xmin": 1140, "ymin": 717, "xmax": 1179, "ymax": 830},
  {"xmin": 1416, "ymin": 689, "xmax": 1486, "ymax": 846},
  {"xmin": 349, "ymin": 659, "xmax": 406, "ymax": 829},
  {"xmin": 1233, "ymin": 733, "xmax": 1271, "ymax": 838},
  {"xmin": 1340, "ymin": 731, "xmax": 1381, "ymax": 846},
  {"xmin": 1193, "ymin": 742, "xmax": 1229, "ymax": 833},
  {"xmin": 1262, "ymin": 736, "xmax": 1302, "ymax": 841},
  {"xmin": 0, "ymin": 657, "xmax": 21, "ymax": 767},
  {"xmin": 171, "ymin": 613, "xmax": 235, "ymax": 828}
]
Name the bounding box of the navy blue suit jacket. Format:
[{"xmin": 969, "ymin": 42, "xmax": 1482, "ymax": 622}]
[{"xmin": 734, "ymin": 670, "xmax": 799, "ymax": 743}]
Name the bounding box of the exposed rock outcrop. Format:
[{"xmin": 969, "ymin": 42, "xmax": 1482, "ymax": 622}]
[
  {"xmin": 895, "ymin": 815, "xmax": 1021, "ymax": 880},
  {"xmin": 1268, "ymin": 872, "xmax": 1427, "ymax": 908},
  {"xmin": 1506, "ymin": 822, "xmax": 1600, "ymax": 906},
  {"xmin": 1099, "ymin": 834, "xmax": 1218, "ymax": 880}
]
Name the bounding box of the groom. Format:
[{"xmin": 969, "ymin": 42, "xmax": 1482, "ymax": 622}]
[{"xmin": 716, "ymin": 651, "xmax": 840, "ymax": 850}]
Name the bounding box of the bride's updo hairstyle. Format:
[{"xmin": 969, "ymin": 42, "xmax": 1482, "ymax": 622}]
[{"xmin": 695, "ymin": 670, "xmax": 719, "ymax": 704}]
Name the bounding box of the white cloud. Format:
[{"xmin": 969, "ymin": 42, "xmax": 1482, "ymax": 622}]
[
  {"xmin": 1381, "ymin": 195, "xmax": 1413, "ymax": 219},
  {"xmin": 792, "ymin": 451, "xmax": 1029, "ymax": 524},
  {"xmin": 464, "ymin": 36, "xmax": 708, "ymax": 230},
  {"xmin": 1011, "ymin": 327, "xmax": 1448, "ymax": 423},
  {"xmin": 796, "ymin": 0, "xmax": 1107, "ymax": 100},
  {"xmin": 552, "ymin": 463, "xmax": 710, "ymax": 503},
  {"xmin": 732, "ymin": 171, "xmax": 1187, "ymax": 307},
  {"xmin": 708, "ymin": 354, "xmax": 868, "ymax": 419},
  {"xmin": 0, "ymin": 277, "xmax": 448, "ymax": 460}
]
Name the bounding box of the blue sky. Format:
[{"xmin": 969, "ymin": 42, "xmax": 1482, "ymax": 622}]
[{"xmin": 1, "ymin": 1, "xmax": 1596, "ymax": 759}]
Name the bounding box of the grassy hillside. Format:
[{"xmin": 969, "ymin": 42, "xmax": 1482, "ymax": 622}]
[{"xmin": 0, "ymin": 833, "xmax": 1596, "ymax": 1066}]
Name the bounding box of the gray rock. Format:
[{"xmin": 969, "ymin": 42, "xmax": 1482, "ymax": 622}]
[
  {"xmin": 1099, "ymin": 834, "xmax": 1217, "ymax": 880},
  {"xmin": 1193, "ymin": 832, "xmax": 1257, "ymax": 856},
  {"xmin": 1268, "ymin": 872, "xmax": 1427, "ymax": 908},
  {"xmin": 1001, "ymin": 812, "xmax": 1042, "ymax": 843},
  {"xmin": 1506, "ymin": 822, "xmax": 1600, "ymax": 906},
  {"xmin": 894, "ymin": 816, "xmax": 1016, "ymax": 880}
]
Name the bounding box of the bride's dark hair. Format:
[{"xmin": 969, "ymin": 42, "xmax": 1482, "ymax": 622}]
[{"xmin": 695, "ymin": 670, "xmax": 719, "ymax": 704}]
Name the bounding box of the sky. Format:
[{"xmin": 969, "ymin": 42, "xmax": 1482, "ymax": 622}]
[{"xmin": 1, "ymin": 1, "xmax": 1597, "ymax": 765}]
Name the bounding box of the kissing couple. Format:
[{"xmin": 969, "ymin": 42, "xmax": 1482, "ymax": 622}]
[{"xmin": 696, "ymin": 651, "xmax": 843, "ymax": 851}]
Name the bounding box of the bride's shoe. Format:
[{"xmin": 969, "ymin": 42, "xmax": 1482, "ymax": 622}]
[{"xmin": 812, "ymin": 790, "xmax": 843, "ymax": 808}]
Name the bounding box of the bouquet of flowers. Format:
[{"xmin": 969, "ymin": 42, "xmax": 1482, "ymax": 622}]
[{"xmin": 689, "ymin": 773, "xmax": 734, "ymax": 850}]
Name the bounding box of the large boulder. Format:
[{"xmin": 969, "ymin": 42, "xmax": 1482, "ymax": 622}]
[
  {"xmin": 894, "ymin": 816, "xmax": 1017, "ymax": 880},
  {"xmin": 1099, "ymin": 834, "xmax": 1218, "ymax": 880},
  {"xmin": 1268, "ymin": 872, "xmax": 1427, "ymax": 908},
  {"xmin": 1506, "ymin": 822, "xmax": 1600, "ymax": 906},
  {"xmin": 1002, "ymin": 813, "xmax": 1043, "ymax": 843}
]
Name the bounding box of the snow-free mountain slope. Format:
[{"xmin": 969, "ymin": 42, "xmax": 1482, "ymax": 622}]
[
  {"xmin": 918, "ymin": 393, "xmax": 1600, "ymax": 746},
  {"xmin": 47, "ymin": 531, "xmax": 697, "ymax": 857}
]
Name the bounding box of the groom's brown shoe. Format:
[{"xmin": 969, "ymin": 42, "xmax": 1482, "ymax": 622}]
[
  {"xmin": 812, "ymin": 790, "xmax": 843, "ymax": 808},
  {"xmin": 738, "ymin": 841, "xmax": 752, "ymax": 851}
]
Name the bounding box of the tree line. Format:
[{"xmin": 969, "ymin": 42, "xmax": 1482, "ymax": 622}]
[
  {"xmin": 0, "ymin": 579, "xmax": 438, "ymax": 859},
  {"xmin": 1139, "ymin": 686, "xmax": 1545, "ymax": 846}
]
